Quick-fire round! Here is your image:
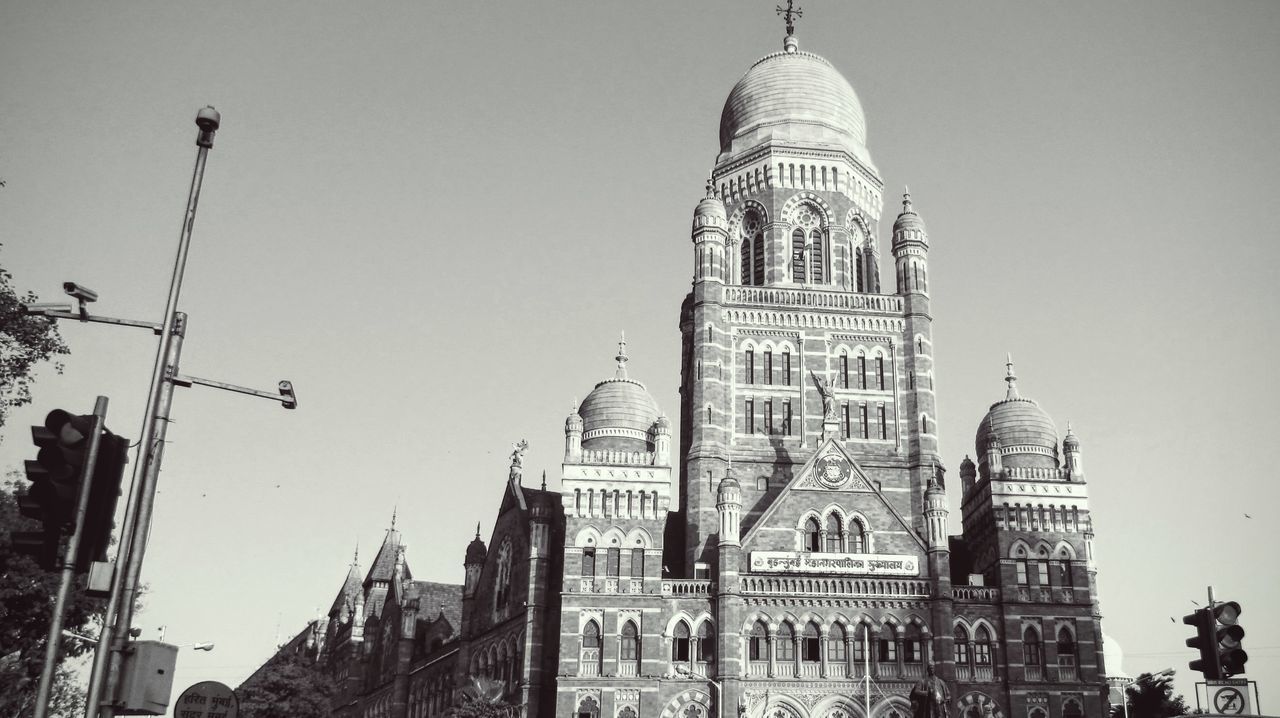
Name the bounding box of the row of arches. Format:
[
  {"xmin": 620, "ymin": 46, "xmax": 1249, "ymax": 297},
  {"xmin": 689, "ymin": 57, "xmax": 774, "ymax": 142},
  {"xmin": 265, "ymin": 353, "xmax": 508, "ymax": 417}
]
[
  {"xmin": 406, "ymin": 671, "xmax": 453, "ymax": 718},
  {"xmin": 796, "ymin": 506, "xmax": 871, "ymax": 553},
  {"xmin": 999, "ymin": 503, "xmax": 1087, "ymax": 534},
  {"xmin": 468, "ymin": 630, "xmax": 523, "ymax": 692},
  {"xmin": 1010, "ymin": 541, "xmax": 1076, "ymax": 589},
  {"xmin": 734, "ymin": 202, "xmax": 871, "ymax": 291}
]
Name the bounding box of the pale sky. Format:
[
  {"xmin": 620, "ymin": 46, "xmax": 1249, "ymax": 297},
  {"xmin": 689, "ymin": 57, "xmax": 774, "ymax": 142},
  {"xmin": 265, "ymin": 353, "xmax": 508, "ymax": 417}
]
[{"xmin": 2, "ymin": 1, "xmax": 1278, "ymax": 711}]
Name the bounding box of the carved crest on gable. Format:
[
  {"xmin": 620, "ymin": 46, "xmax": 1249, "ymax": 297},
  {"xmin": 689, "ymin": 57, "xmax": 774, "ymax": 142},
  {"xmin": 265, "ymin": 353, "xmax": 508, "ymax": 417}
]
[{"xmin": 794, "ymin": 442, "xmax": 871, "ymax": 492}]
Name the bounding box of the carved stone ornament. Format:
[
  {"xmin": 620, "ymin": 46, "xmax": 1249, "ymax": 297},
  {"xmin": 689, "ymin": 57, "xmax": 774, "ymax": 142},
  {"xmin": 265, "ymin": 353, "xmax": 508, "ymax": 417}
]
[{"xmin": 795, "ymin": 443, "xmax": 872, "ymax": 492}]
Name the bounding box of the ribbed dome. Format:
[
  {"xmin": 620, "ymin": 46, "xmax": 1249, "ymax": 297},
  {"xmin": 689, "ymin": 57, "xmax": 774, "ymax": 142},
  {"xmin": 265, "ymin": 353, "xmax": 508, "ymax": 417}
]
[
  {"xmin": 718, "ymin": 38, "xmax": 871, "ymax": 165},
  {"xmin": 975, "ymin": 361, "xmax": 1060, "ymax": 470},
  {"xmin": 579, "ymin": 377, "xmax": 661, "ymax": 452}
]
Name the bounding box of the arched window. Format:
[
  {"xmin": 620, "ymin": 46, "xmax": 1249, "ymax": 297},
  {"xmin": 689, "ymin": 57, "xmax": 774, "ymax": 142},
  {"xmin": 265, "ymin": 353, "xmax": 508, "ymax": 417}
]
[
  {"xmin": 825, "ymin": 514, "xmax": 843, "ymax": 552},
  {"xmin": 1056, "ymin": 627, "xmax": 1077, "ymax": 666},
  {"xmin": 804, "ymin": 517, "xmax": 821, "ymax": 552},
  {"xmin": 792, "ymin": 228, "xmax": 807, "ymax": 282},
  {"xmin": 672, "ymin": 621, "xmax": 691, "ymax": 662},
  {"xmin": 1062, "ymin": 699, "xmax": 1083, "ymax": 718},
  {"xmin": 829, "ymin": 623, "xmax": 848, "ymax": 662},
  {"xmin": 752, "ymin": 228, "xmax": 765, "ymax": 285},
  {"xmin": 877, "ymin": 624, "xmax": 897, "ymax": 668},
  {"xmin": 855, "ymin": 246, "xmax": 865, "ymax": 292},
  {"xmin": 776, "ymin": 623, "xmax": 795, "ymax": 661},
  {"xmin": 953, "ymin": 626, "xmax": 970, "ymax": 667},
  {"xmin": 740, "ymin": 210, "xmax": 764, "ymax": 286},
  {"xmin": 974, "ymin": 625, "xmax": 994, "ymax": 666},
  {"xmin": 802, "ymin": 622, "xmax": 821, "ymax": 662},
  {"xmin": 1037, "ymin": 547, "xmax": 1051, "ymax": 586},
  {"xmin": 580, "ymin": 621, "xmax": 602, "ymax": 675},
  {"xmin": 849, "ymin": 520, "xmax": 866, "ymax": 553},
  {"xmin": 1014, "ymin": 546, "xmax": 1028, "ymax": 585},
  {"xmin": 1023, "ymin": 626, "xmax": 1042, "ymax": 673},
  {"xmin": 809, "ymin": 229, "xmax": 824, "ymax": 283},
  {"xmin": 696, "ymin": 621, "xmax": 715, "ymax": 662},
  {"xmin": 577, "ymin": 696, "xmax": 600, "ymax": 718},
  {"xmin": 903, "ymin": 623, "xmax": 924, "ymax": 666},
  {"xmin": 749, "ymin": 621, "xmax": 768, "ymax": 662},
  {"xmin": 620, "ymin": 621, "xmax": 640, "ymax": 665}
]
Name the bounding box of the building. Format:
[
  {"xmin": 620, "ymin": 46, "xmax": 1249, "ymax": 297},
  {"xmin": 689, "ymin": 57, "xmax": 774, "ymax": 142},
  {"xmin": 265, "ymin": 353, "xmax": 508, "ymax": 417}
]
[{"xmin": 253, "ymin": 20, "xmax": 1113, "ymax": 718}]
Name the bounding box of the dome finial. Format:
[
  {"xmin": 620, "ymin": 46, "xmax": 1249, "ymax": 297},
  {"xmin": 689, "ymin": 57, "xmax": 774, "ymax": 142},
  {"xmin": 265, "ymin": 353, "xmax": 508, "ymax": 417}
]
[
  {"xmin": 902, "ymin": 187, "xmax": 913, "ymax": 213},
  {"xmin": 1005, "ymin": 352, "xmax": 1020, "ymax": 400},
  {"xmin": 777, "ymin": 0, "xmax": 802, "ymax": 51},
  {"xmin": 474, "ymin": 522, "xmax": 481, "ymax": 540},
  {"xmin": 705, "ymin": 171, "xmax": 716, "ymax": 198},
  {"xmin": 615, "ymin": 331, "xmax": 629, "ymax": 379}
]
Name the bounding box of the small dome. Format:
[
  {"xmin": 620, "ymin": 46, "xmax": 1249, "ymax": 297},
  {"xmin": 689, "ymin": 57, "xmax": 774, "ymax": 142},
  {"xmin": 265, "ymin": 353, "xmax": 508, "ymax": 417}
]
[
  {"xmin": 579, "ymin": 377, "xmax": 661, "ymax": 452},
  {"xmin": 465, "ymin": 535, "xmax": 486, "ymax": 565},
  {"xmin": 1064, "ymin": 425, "xmax": 1080, "ymax": 450},
  {"xmin": 975, "ymin": 360, "xmax": 1059, "ymax": 470},
  {"xmin": 718, "ymin": 37, "xmax": 872, "ymax": 167},
  {"xmin": 694, "ymin": 193, "xmax": 727, "ymax": 226},
  {"xmin": 959, "ymin": 456, "xmax": 976, "ymax": 477},
  {"xmin": 893, "ymin": 192, "xmax": 926, "ymax": 235}
]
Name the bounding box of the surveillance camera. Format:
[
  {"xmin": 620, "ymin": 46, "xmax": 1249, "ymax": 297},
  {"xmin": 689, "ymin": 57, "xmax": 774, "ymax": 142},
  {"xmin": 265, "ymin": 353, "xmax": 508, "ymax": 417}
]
[{"xmin": 63, "ymin": 282, "xmax": 98, "ymax": 303}]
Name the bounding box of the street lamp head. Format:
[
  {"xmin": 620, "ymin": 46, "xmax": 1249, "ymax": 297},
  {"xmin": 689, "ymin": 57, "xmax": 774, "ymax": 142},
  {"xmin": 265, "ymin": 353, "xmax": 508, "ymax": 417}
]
[
  {"xmin": 195, "ymin": 106, "xmax": 221, "ymax": 131},
  {"xmin": 192, "ymin": 642, "xmax": 215, "ymax": 652}
]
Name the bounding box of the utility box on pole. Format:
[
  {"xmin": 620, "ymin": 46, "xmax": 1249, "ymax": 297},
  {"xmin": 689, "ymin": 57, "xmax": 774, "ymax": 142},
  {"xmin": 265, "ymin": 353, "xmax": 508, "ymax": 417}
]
[{"xmin": 115, "ymin": 641, "xmax": 178, "ymax": 715}]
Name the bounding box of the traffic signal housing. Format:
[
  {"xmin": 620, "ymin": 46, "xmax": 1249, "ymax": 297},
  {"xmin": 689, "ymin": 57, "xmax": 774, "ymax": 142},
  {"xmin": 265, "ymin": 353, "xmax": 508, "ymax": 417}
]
[
  {"xmin": 77, "ymin": 430, "xmax": 127, "ymax": 572},
  {"xmin": 1184, "ymin": 603, "xmax": 1248, "ymax": 679}
]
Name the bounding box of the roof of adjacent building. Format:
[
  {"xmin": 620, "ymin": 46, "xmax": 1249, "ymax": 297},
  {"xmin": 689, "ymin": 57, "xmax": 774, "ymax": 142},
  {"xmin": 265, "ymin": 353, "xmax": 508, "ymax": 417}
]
[{"xmin": 403, "ymin": 580, "xmax": 463, "ymax": 637}]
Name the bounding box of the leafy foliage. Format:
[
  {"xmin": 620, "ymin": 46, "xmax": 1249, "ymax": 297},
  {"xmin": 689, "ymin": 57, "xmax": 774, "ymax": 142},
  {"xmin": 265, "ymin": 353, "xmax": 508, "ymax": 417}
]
[
  {"xmin": 1111, "ymin": 672, "xmax": 1190, "ymax": 718},
  {"xmin": 0, "ymin": 475, "xmax": 104, "ymax": 718},
  {"xmin": 444, "ymin": 677, "xmax": 519, "ymax": 718},
  {"xmin": 0, "ymin": 244, "xmax": 70, "ymax": 436},
  {"xmin": 236, "ymin": 653, "xmax": 335, "ymax": 718}
]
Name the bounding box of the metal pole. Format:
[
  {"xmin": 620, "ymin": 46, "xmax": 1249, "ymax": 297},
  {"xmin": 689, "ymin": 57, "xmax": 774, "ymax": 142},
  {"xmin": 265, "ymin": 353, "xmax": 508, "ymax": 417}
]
[
  {"xmin": 86, "ymin": 107, "xmax": 218, "ymax": 718},
  {"xmin": 863, "ymin": 624, "xmax": 870, "ymax": 718},
  {"xmin": 34, "ymin": 398, "xmax": 108, "ymax": 718}
]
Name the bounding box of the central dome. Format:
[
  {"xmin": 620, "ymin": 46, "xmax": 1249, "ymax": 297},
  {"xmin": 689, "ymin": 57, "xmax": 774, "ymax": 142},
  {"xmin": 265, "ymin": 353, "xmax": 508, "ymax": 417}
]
[{"xmin": 719, "ymin": 38, "xmax": 869, "ymax": 163}]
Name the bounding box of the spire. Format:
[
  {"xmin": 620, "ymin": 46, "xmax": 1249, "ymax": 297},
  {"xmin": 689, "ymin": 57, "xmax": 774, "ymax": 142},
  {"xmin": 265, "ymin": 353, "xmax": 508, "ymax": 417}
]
[
  {"xmin": 777, "ymin": 0, "xmax": 803, "ymax": 45},
  {"xmin": 352, "ymin": 540, "xmax": 359, "ymax": 566},
  {"xmin": 474, "ymin": 522, "xmax": 481, "ymax": 540},
  {"xmin": 902, "ymin": 187, "xmax": 913, "ymax": 214},
  {"xmin": 390, "ymin": 505, "xmax": 397, "ymax": 531},
  {"xmin": 1004, "ymin": 352, "xmax": 1020, "ymax": 400},
  {"xmin": 541, "ymin": 470, "xmax": 547, "ymax": 491},
  {"xmin": 615, "ymin": 331, "xmax": 629, "ymax": 379}
]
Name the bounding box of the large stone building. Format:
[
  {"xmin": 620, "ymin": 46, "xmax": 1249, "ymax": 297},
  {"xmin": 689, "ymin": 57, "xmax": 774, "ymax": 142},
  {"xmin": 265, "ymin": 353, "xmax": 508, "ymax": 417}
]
[{"xmin": 255, "ymin": 21, "xmax": 1112, "ymax": 718}]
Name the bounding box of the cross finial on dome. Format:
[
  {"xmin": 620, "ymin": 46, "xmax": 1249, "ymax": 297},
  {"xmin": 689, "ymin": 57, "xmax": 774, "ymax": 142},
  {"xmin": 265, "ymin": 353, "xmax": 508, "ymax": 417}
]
[
  {"xmin": 777, "ymin": 0, "xmax": 803, "ymax": 37},
  {"xmin": 1005, "ymin": 352, "xmax": 1020, "ymax": 399},
  {"xmin": 615, "ymin": 331, "xmax": 629, "ymax": 379}
]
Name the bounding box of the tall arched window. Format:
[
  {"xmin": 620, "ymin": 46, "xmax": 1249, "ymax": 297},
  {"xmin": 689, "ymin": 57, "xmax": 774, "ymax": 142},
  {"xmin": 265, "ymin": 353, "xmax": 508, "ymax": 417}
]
[
  {"xmin": 620, "ymin": 621, "xmax": 640, "ymax": 667},
  {"xmin": 829, "ymin": 623, "xmax": 848, "ymax": 663},
  {"xmin": 809, "ymin": 229, "xmax": 824, "ymax": 282},
  {"xmin": 1023, "ymin": 626, "xmax": 1043, "ymax": 679},
  {"xmin": 752, "ymin": 228, "xmax": 765, "ymax": 285},
  {"xmin": 739, "ymin": 236, "xmax": 751, "ymax": 285},
  {"xmin": 825, "ymin": 514, "xmax": 843, "ymax": 552},
  {"xmin": 581, "ymin": 621, "xmax": 602, "ymax": 675},
  {"xmin": 804, "ymin": 517, "xmax": 821, "ymax": 552},
  {"xmin": 740, "ymin": 210, "xmax": 763, "ymax": 286},
  {"xmin": 877, "ymin": 624, "xmax": 898, "ymax": 674},
  {"xmin": 792, "ymin": 228, "xmax": 807, "ymax": 282},
  {"xmin": 953, "ymin": 626, "xmax": 970, "ymax": 669},
  {"xmin": 1056, "ymin": 627, "xmax": 1077, "ymax": 667},
  {"xmin": 855, "ymin": 246, "xmax": 865, "ymax": 292},
  {"xmin": 749, "ymin": 621, "xmax": 768, "ymax": 662},
  {"xmin": 696, "ymin": 622, "xmax": 715, "ymax": 662},
  {"xmin": 802, "ymin": 622, "xmax": 821, "ymax": 662},
  {"xmin": 577, "ymin": 696, "xmax": 600, "ymax": 718},
  {"xmin": 903, "ymin": 623, "xmax": 925, "ymax": 667},
  {"xmin": 672, "ymin": 621, "xmax": 691, "ymax": 662},
  {"xmin": 776, "ymin": 623, "xmax": 796, "ymax": 662},
  {"xmin": 1037, "ymin": 547, "xmax": 1052, "ymax": 586},
  {"xmin": 974, "ymin": 625, "xmax": 994, "ymax": 668},
  {"xmin": 849, "ymin": 520, "xmax": 866, "ymax": 553}
]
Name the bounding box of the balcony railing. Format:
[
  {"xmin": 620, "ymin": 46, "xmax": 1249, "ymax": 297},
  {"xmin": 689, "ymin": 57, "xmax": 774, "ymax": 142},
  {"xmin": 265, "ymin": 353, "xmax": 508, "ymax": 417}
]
[
  {"xmin": 828, "ymin": 663, "xmax": 848, "ymax": 678},
  {"xmin": 798, "ymin": 662, "xmax": 821, "ymax": 678},
  {"xmin": 740, "ymin": 575, "xmax": 930, "ymax": 599},
  {"xmin": 952, "ymin": 586, "xmax": 1000, "ymax": 601},
  {"xmin": 617, "ymin": 662, "xmax": 638, "ymax": 677},
  {"xmin": 955, "ymin": 664, "xmax": 972, "ymax": 681},
  {"xmin": 725, "ymin": 286, "xmax": 904, "ymax": 313},
  {"xmin": 662, "ymin": 579, "xmax": 714, "ymax": 597},
  {"xmin": 902, "ymin": 663, "xmax": 924, "ymax": 679},
  {"xmin": 579, "ymin": 653, "xmax": 601, "ymax": 677},
  {"xmin": 748, "ymin": 660, "xmax": 769, "ymax": 676},
  {"xmin": 774, "ymin": 662, "xmax": 796, "ymax": 678},
  {"xmin": 1025, "ymin": 665, "xmax": 1044, "ymax": 682},
  {"xmin": 1054, "ymin": 664, "xmax": 1079, "ymax": 682},
  {"xmin": 974, "ymin": 665, "xmax": 995, "ymax": 682}
]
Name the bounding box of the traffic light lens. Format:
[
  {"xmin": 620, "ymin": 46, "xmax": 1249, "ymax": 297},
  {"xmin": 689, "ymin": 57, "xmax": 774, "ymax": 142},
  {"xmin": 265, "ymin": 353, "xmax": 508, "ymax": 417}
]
[{"xmin": 1217, "ymin": 602, "xmax": 1241, "ymax": 625}]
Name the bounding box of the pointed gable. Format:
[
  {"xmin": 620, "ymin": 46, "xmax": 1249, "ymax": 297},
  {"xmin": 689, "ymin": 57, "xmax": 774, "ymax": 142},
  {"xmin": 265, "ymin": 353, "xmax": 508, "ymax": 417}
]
[{"xmin": 328, "ymin": 563, "xmax": 363, "ymax": 619}]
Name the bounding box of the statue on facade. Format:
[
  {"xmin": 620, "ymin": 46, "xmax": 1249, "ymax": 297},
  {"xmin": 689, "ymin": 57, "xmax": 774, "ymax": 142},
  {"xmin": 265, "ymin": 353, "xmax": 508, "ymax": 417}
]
[
  {"xmin": 910, "ymin": 663, "xmax": 950, "ymax": 718},
  {"xmin": 810, "ymin": 370, "xmax": 838, "ymax": 421},
  {"xmin": 509, "ymin": 439, "xmax": 529, "ymax": 483}
]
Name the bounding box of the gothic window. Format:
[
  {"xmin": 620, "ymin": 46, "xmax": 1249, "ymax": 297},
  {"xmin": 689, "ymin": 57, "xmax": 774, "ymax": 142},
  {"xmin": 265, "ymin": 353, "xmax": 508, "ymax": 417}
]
[
  {"xmin": 877, "ymin": 404, "xmax": 887, "ymax": 440},
  {"xmin": 953, "ymin": 626, "xmax": 970, "ymax": 667},
  {"xmin": 825, "ymin": 514, "xmax": 843, "ymax": 552},
  {"xmin": 745, "ymin": 399, "xmax": 755, "ymax": 433},
  {"xmin": 776, "ymin": 623, "xmax": 796, "ymax": 661},
  {"xmin": 630, "ymin": 548, "xmax": 645, "ymax": 578},
  {"xmin": 581, "ymin": 621, "xmax": 603, "ymax": 675},
  {"xmin": 620, "ymin": 709, "xmax": 638, "ymax": 718},
  {"xmin": 696, "ymin": 622, "xmax": 715, "ymax": 662},
  {"xmin": 672, "ymin": 621, "xmax": 691, "ymax": 662},
  {"xmin": 802, "ymin": 622, "xmax": 821, "ymax": 662},
  {"xmin": 840, "ymin": 353, "xmax": 850, "ymax": 388},
  {"xmin": 829, "ymin": 623, "xmax": 848, "ymax": 661},
  {"xmin": 749, "ymin": 621, "xmax": 768, "ymax": 661},
  {"xmin": 582, "ymin": 547, "xmax": 596, "ymax": 578},
  {"xmin": 857, "ymin": 355, "xmax": 867, "ymax": 389},
  {"xmin": 606, "ymin": 548, "xmax": 620, "ymax": 577},
  {"xmin": 1056, "ymin": 627, "xmax": 1077, "ymax": 667},
  {"xmin": 783, "ymin": 400, "xmax": 793, "ymax": 436},
  {"xmin": 855, "ymin": 246, "xmax": 865, "ymax": 292},
  {"xmin": 875, "ymin": 356, "xmax": 885, "ymax": 390},
  {"xmin": 1023, "ymin": 627, "xmax": 1043, "ymax": 668},
  {"xmin": 842, "ymin": 404, "xmax": 851, "ymax": 439},
  {"xmin": 745, "ymin": 349, "xmax": 755, "ymax": 383},
  {"xmin": 740, "ymin": 237, "xmax": 751, "ymax": 285},
  {"xmin": 1016, "ymin": 558, "xmax": 1028, "ymax": 585},
  {"xmin": 620, "ymin": 621, "xmax": 640, "ymax": 663},
  {"xmin": 783, "ymin": 350, "xmax": 792, "ymax": 385},
  {"xmin": 765, "ymin": 400, "xmax": 774, "ymax": 434},
  {"xmin": 764, "ymin": 350, "xmax": 774, "ymax": 385},
  {"xmin": 878, "ymin": 625, "xmax": 897, "ymax": 665},
  {"xmin": 809, "ymin": 229, "xmax": 824, "ymax": 283},
  {"xmin": 577, "ymin": 696, "xmax": 600, "ymax": 718},
  {"xmin": 852, "ymin": 624, "xmax": 868, "ymax": 664},
  {"xmin": 741, "ymin": 210, "xmax": 764, "ymax": 286},
  {"xmin": 1037, "ymin": 548, "xmax": 1051, "ymax": 586},
  {"xmin": 903, "ymin": 624, "xmax": 924, "ymax": 665},
  {"xmin": 859, "ymin": 404, "xmax": 869, "ymax": 439},
  {"xmin": 792, "ymin": 228, "xmax": 807, "ymax": 282},
  {"xmin": 1058, "ymin": 559, "xmax": 1073, "ymax": 587},
  {"xmin": 1030, "ymin": 710, "xmax": 1047, "ymax": 718},
  {"xmin": 974, "ymin": 625, "xmax": 993, "ymax": 665},
  {"xmin": 753, "ymin": 227, "xmax": 765, "ymax": 285},
  {"xmin": 1062, "ymin": 700, "xmax": 1083, "ymax": 718},
  {"xmin": 804, "ymin": 517, "xmax": 821, "ymax": 552},
  {"xmin": 849, "ymin": 520, "xmax": 866, "ymax": 553}
]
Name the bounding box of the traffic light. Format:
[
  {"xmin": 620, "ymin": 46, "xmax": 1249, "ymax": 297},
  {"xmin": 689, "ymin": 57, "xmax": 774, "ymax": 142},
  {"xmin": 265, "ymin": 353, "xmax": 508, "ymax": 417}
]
[
  {"xmin": 11, "ymin": 408, "xmax": 127, "ymax": 573},
  {"xmin": 1184, "ymin": 603, "xmax": 1249, "ymax": 679}
]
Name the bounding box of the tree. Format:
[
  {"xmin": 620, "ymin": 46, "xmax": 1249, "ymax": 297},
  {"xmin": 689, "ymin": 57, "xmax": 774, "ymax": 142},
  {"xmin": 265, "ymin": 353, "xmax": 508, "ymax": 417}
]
[
  {"xmin": 0, "ymin": 244, "xmax": 70, "ymax": 436},
  {"xmin": 1111, "ymin": 672, "xmax": 1190, "ymax": 718},
  {"xmin": 444, "ymin": 677, "xmax": 519, "ymax": 718},
  {"xmin": 0, "ymin": 474, "xmax": 103, "ymax": 718},
  {"xmin": 236, "ymin": 653, "xmax": 335, "ymax": 718}
]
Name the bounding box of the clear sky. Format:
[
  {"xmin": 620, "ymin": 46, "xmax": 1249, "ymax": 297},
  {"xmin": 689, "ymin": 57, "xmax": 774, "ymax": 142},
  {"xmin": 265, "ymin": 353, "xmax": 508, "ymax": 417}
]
[{"xmin": 2, "ymin": 0, "xmax": 1278, "ymax": 711}]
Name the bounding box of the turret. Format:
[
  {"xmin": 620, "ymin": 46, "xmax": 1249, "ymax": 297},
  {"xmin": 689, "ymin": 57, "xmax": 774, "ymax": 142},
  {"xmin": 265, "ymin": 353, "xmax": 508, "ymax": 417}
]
[
  {"xmin": 984, "ymin": 431, "xmax": 1003, "ymax": 479},
  {"xmin": 565, "ymin": 401, "xmax": 583, "ymax": 462},
  {"xmin": 716, "ymin": 476, "xmax": 742, "ymax": 548},
  {"xmin": 959, "ymin": 455, "xmax": 977, "ymax": 495},
  {"xmin": 463, "ymin": 525, "xmax": 486, "ymax": 597},
  {"xmin": 924, "ymin": 467, "xmax": 948, "ymax": 551},
  {"xmin": 653, "ymin": 415, "xmax": 671, "ymax": 466},
  {"xmin": 1064, "ymin": 423, "xmax": 1084, "ymax": 481},
  {"xmin": 692, "ymin": 178, "xmax": 728, "ymax": 283},
  {"xmin": 892, "ymin": 190, "xmax": 929, "ymax": 296}
]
